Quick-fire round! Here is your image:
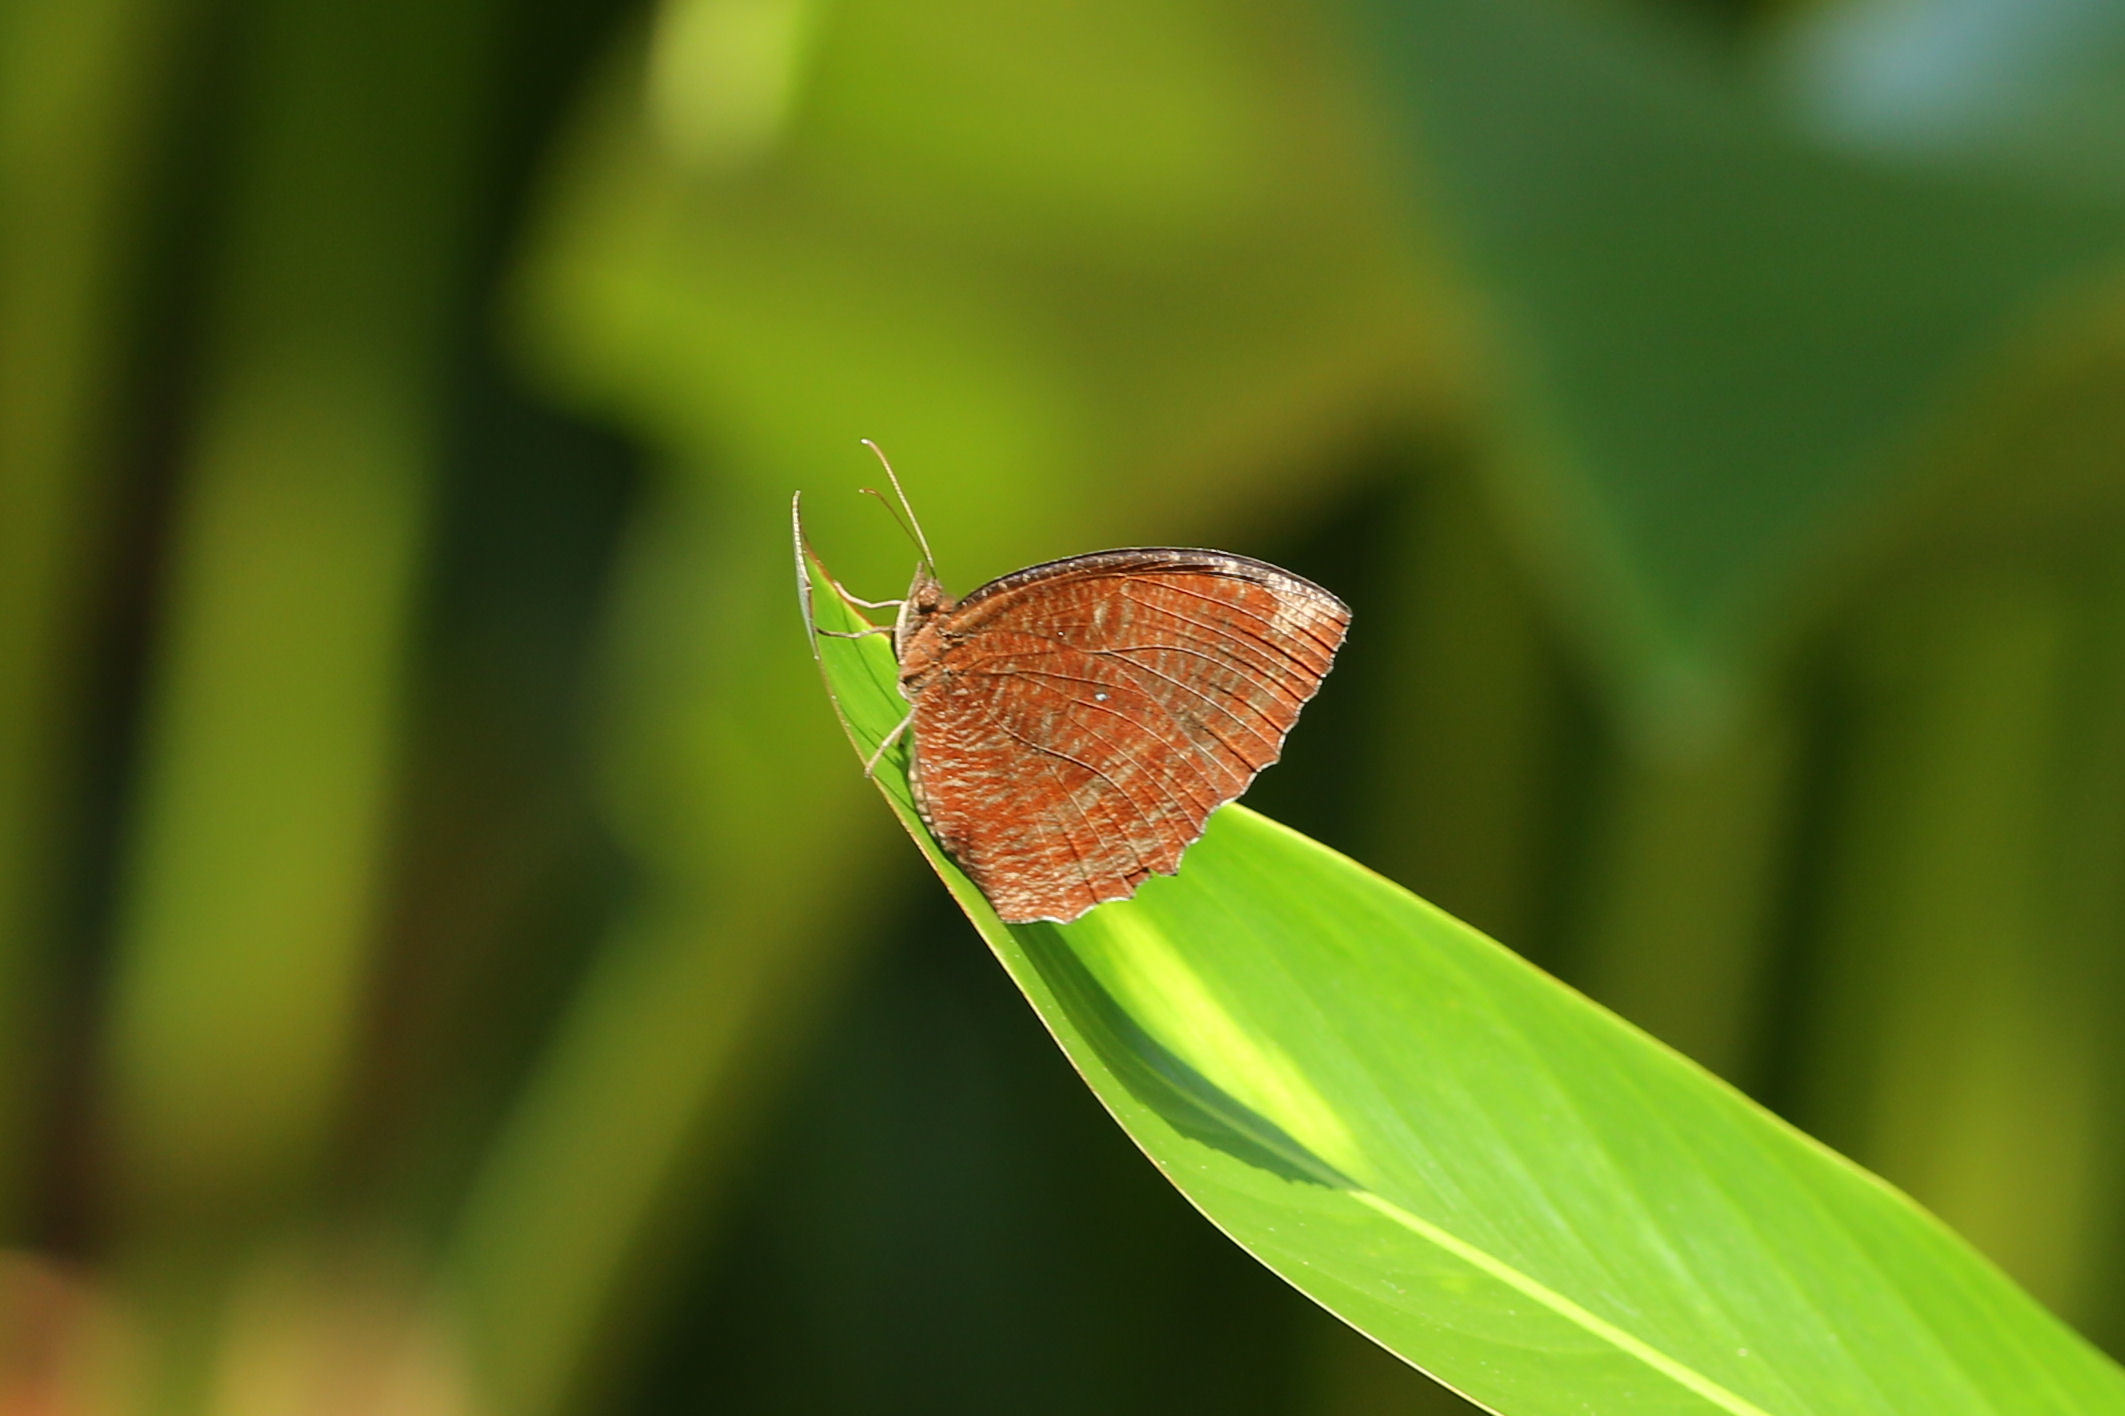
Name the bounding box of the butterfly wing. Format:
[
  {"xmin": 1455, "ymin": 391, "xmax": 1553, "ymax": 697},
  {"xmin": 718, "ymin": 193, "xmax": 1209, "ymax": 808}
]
[{"xmin": 905, "ymin": 549, "xmax": 1349, "ymax": 923}]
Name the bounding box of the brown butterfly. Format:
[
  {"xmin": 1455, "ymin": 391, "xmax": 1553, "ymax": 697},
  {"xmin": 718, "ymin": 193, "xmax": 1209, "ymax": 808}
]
[{"xmin": 811, "ymin": 443, "xmax": 1350, "ymax": 924}]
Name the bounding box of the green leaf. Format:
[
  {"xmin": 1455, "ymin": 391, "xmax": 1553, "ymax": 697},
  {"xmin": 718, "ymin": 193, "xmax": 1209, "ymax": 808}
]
[
  {"xmin": 798, "ymin": 511, "xmax": 2125, "ymax": 1415},
  {"xmin": 1352, "ymin": 0, "xmax": 2125, "ymax": 721}
]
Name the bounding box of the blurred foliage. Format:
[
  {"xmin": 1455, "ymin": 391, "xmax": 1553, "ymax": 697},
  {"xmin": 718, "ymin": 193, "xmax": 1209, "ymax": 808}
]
[{"xmin": 0, "ymin": 0, "xmax": 2123, "ymax": 1411}]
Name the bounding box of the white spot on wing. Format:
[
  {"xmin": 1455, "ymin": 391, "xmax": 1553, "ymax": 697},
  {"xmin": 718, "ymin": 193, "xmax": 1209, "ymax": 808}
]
[{"xmin": 1268, "ymin": 592, "xmax": 1328, "ymax": 641}]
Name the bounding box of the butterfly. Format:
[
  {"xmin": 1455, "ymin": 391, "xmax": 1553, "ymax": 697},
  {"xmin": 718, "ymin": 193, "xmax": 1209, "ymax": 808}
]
[{"xmin": 807, "ymin": 443, "xmax": 1350, "ymax": 924}]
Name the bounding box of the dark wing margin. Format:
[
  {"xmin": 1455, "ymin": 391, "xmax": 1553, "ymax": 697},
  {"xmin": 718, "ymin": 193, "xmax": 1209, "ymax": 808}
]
[{"xmin": 957, "ymin": 547, "xmax": 1348, "ymax": 622}]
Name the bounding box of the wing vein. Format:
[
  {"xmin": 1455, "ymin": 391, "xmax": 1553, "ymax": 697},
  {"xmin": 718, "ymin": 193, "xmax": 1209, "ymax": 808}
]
[{"xmin": 1118, "ymin": 579, "xmax": 1346, "ymax": 659}]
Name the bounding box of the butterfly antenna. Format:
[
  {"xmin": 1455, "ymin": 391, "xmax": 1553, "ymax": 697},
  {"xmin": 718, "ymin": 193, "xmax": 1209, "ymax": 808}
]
[{"xmin": 859, "ymin": 438, "xmax": 937, "ymax": 572}]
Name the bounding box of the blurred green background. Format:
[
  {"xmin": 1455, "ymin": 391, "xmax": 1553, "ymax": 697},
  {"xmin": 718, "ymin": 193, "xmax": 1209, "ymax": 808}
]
[{"xmin": 5, "ymin": 0, "xmax": 2125, "ymax": 1410}]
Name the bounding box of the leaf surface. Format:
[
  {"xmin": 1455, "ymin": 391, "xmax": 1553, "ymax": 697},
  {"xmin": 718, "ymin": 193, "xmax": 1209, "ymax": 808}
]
[{"xmin": 800, "ymin": 520, "xmax": 2125, "ymax": 1415}]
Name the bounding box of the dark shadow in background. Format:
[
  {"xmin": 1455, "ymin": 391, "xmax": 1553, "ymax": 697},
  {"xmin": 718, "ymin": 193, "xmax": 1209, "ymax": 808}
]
[{"xmin": 627, "ymin": 879, "xmax": 1325, "ymax": 1416}]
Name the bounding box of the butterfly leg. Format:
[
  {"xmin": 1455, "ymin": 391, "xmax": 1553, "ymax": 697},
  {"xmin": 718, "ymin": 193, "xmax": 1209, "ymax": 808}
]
[
  {"xmin": 862, "ymin": 710, "xmax": 913, "ymax": 779},
  {"xmin": 826, "ymin": 575, "xmax": 904, "ymax": 612},
  {"xmin": 815, "ymin": 574, "xmax": 902, "ymax": 637}
]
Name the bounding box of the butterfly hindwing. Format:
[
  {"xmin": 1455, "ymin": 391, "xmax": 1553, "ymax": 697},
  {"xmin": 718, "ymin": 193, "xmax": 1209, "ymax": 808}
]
[{"xmin": 904, "ymin": 550, "xmax": 1349, "ymax": 923}]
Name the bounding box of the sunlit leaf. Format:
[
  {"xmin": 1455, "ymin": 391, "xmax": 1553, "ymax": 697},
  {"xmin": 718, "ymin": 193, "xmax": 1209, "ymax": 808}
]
[{"xmin": 800, "ymin": 518, "xmax": 2125, "ymax": 1415}]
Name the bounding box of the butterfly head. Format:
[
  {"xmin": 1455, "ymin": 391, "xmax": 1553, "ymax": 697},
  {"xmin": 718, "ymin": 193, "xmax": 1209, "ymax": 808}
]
[{"xmin": 893, "ymin": 562, "xmax": 954, "ymax": 674}]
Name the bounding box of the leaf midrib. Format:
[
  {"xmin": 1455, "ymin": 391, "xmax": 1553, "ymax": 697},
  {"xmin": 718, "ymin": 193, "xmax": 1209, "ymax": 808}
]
[{"xmin": 1350, "ymin": 1188, "xmax": 1777, "ymax": 1416}]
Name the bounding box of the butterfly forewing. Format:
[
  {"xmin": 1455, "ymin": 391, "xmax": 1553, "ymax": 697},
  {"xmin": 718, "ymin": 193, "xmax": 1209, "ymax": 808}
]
[{"xmin": 904, "ymin": 550, "xmax": 1349, "ymax": 923}]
